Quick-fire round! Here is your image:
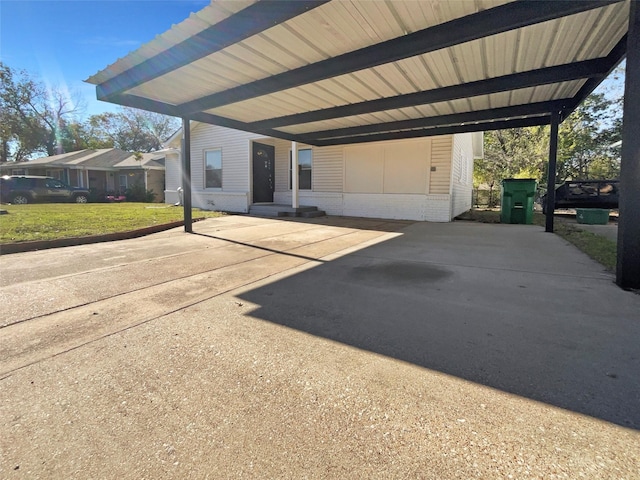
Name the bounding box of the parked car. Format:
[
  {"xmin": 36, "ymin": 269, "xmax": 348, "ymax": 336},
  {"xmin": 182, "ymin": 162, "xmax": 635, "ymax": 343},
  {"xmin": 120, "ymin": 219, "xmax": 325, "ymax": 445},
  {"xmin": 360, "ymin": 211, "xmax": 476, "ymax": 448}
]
[
  {"xmin": 0, "ymin": 175, "xmax": 90, "ymax": 204},
  {"xmin": 541, "ymin": 179, "xmax": 619, "ymax": 213}
]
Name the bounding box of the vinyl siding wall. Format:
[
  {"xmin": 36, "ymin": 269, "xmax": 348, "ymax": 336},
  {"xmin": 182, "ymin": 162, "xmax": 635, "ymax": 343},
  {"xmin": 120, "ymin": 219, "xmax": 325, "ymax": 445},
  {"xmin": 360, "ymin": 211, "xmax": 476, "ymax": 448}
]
[
  {"xmin": 450, "ymin": 133, "xmax": 474, "ymax": 218},
  {"xmin": 188, "ymin": 124, "xmax": 263, "ymax": 212},
  {"xmin": 164, "ymin": 152, "xmax": 181, "ymax": 204},
  {"xmin": 274, "ymin": 137, "xmax": 454, "ymax": 221},
  {"xmin": 429, "ymin": 135, "xmax": 453, "ymax": 195},
  {"xmin": 171, "ymin": 124, "xmax": 471, "ymax": 221}
]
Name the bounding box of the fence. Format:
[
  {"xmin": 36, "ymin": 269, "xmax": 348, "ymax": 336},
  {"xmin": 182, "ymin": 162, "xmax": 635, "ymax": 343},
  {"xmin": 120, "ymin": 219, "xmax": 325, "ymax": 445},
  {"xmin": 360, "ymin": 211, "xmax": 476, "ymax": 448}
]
[{"xmin": 473, "ymin": 188, "xmax": 501, "ymax": 208}]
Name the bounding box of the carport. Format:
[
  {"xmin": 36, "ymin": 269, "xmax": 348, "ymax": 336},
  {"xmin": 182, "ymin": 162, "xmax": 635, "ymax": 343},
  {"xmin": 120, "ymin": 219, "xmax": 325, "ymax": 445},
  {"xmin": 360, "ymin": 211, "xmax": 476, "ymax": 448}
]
[{"xmin": 86, "ymin": 0, "xmax": 639, "ymax": 289}]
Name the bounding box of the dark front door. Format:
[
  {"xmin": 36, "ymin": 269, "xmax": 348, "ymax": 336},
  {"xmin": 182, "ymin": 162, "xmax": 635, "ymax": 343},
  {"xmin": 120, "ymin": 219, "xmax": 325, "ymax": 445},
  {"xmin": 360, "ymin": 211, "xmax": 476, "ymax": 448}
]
[{"xmin": 252, "ymin": 142, "xmax": 275, "ymax": 203}]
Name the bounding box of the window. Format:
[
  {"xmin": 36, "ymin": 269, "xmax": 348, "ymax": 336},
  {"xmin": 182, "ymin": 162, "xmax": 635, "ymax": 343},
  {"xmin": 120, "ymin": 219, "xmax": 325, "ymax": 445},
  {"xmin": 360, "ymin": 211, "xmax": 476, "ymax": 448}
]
[
  {"xmin": 205, "ymin": 149, "xmax": 222, "ymax": 188},
  {"xmin": 46, "ymin": 170, "xmax": 64, "ymax": 180},
  {"xmin": 119, "ymin": 175, "xmax": 128, "ymax": 191},
  {"xmin": 11, "ymin": 169, "xmax": 26, "ymax": 175},
  {"xmin": 44, "ymin": 179, "xmax": 66, "ymax": 189},
  {"xmin": 289, "ymin": 148, "xmax": 312, "ymax": 190},
  {"xmin": 15, "ymin": 177, "xmax": 36, "ymax": 188}
]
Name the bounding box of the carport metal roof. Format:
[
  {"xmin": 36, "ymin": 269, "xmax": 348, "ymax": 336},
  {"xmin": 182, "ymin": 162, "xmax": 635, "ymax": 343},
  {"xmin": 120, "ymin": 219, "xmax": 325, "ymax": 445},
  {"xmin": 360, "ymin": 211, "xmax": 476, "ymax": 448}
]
[{"xmin": 86, "ymin": 0, "xmax": 629, "ymax": 146}]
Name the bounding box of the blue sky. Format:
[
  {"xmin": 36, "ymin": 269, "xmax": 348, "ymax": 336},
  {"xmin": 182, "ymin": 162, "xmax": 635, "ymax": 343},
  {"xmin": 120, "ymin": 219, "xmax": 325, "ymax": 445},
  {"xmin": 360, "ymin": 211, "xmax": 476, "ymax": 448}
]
[{"xmin": 1, "ymin": 0, "xmax": 210, "ymax": 118}]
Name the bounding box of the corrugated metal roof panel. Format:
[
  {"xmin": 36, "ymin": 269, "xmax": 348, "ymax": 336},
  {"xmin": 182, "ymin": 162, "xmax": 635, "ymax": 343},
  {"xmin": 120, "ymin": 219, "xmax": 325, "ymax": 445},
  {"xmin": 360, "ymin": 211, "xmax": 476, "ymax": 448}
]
[
  {"xmin": 277, "ymin": 82, "xmax": 593, "ymax": 137},
  {"xmin": 85, "ymin": 0, "xmax": 630, "ymax": 145},
  {"xmin": 110, "ymin": 0, "xmax": 531, "ymax": 106},
  {"xmin": 197, "ymin": 4, "xmax": 627, "ymax": 124}
]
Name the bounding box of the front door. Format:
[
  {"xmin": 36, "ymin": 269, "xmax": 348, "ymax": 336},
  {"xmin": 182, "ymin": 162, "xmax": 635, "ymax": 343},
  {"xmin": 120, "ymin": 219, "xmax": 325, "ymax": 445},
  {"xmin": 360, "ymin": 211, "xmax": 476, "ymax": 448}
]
[{"xmin": 252, "ymin": 142, "xmax": 275, "ymax": 203}]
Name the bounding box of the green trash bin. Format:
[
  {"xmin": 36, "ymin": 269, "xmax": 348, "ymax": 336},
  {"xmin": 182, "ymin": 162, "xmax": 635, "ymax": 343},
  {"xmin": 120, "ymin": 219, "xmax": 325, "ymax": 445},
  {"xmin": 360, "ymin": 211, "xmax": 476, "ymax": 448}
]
[
  {"xmin": 576, "ymin": 208, "xmax": 610, "ymax": 225},
  {"xmin": 501, "ymin": 178, "xmax": 537, "ymax": 224}
]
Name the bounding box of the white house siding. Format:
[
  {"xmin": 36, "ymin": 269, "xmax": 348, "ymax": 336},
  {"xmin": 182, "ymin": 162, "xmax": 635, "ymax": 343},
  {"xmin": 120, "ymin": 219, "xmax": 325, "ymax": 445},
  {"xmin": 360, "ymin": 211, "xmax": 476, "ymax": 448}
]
[
  {"xmin": 273, "ymin": 139, "xmax": 344, "ymax": 215},
  {"xmin": 189, "ymin": 124, "xmax": 261, "ymax": 212},
  {"xmin": 272, "ymin": 137, "xmax": 459, "ymax": 222},
  {"xmin": 168, "ymin": 123, "xmax": 477, "ymax": 222},
  {"xmin": 273, "ymin": 138, "xmax": 296, "ymax": 193},
  {"xmin": 429, "ymin": 136, "xmax": 453, "ymax": 195},
  {"xmin": 164, "ymin": 152, "xmax": 182, "ymax": 204},
  {"xmin": 450, "ymin": 133, "xmax": 475, "ymax": 219},
  {"xmin": 313, "ymin": 145, "xmax": 344, "ymax": 193}
]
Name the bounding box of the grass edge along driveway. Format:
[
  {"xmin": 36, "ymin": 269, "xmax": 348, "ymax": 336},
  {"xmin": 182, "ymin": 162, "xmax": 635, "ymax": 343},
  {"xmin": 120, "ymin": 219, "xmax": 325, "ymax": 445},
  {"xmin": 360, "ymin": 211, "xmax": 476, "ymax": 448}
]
[
  {"xmin": 0, "ymin": 203, "xmax": 223, "ymax": 243},
  {"xmin": 1, "ymin": 204, "xmax": 616, "ymax": 273}
]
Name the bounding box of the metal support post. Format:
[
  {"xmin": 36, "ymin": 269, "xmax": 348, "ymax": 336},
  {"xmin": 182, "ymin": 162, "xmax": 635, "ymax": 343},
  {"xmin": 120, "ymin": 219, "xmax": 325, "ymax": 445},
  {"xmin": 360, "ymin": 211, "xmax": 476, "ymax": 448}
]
[
  {"xmin": 181, "ymin": 118, "xmax": 193, "ymax": 233},
  {"xmin": 291, "ymin": 141, "xmax": 299, "ymax": 209},
  {"xmin": 617, "ymin": 0, "xmax": 640, "ymax": 289},
  {"xmin": 545, "ymin": 111, "xmax": 561, "ymax": 233}
]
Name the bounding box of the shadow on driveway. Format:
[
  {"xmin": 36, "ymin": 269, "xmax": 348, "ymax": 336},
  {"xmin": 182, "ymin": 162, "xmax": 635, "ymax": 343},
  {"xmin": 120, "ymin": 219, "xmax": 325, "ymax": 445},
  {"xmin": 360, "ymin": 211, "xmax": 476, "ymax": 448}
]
[{"xmin": 236, "ymin": 221, "xmax": 640, "ymax": 429}]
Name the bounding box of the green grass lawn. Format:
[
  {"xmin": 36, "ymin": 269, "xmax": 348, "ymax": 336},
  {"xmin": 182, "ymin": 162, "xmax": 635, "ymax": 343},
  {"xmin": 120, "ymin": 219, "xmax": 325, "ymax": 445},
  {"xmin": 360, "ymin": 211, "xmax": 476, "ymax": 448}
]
[{"xmin": 0, "ymin": 203, "xmax": 223, "ymax": 243}]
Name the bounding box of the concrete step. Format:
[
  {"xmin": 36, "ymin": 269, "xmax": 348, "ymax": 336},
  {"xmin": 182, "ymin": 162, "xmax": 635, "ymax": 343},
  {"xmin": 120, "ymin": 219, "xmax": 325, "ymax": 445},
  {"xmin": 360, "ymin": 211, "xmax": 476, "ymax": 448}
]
[
  {"xmin": 249, "ymin": 204, "xmax": 325, "ymax": 218},
  {"xmin": 300, "ymin": 210, "xmax": 326, "ymax": 218}
]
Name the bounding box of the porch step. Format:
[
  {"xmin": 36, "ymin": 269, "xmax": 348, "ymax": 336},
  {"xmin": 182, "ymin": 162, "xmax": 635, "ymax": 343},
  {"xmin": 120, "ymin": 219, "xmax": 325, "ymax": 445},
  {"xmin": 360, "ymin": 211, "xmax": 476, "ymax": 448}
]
[{"xmin": 249, "ymin": 203, "xmax": 326, "ymax": 218}]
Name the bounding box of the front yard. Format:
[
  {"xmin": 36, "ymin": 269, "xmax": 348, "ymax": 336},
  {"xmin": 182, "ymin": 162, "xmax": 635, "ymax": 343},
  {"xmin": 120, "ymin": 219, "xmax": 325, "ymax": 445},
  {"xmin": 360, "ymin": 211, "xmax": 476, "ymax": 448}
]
[{"xmin": 0, "ymin": 203, "xmax": 223, "ymax": 243}]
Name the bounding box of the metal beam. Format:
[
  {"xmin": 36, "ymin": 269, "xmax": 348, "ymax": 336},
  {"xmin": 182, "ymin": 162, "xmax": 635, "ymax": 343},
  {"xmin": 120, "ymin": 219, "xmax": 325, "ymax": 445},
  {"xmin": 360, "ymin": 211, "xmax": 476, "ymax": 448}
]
[
  {"xmin": 175, "ymin": 0, "xmax": 620, "ymax": 115},
  {"xmin": 247, "ymin": 58, "xmax": 612, "ymax": 130},
  {"xmin": 97, "ymin": 1, "xmax": 329, "ymax": 100},
  {"xmin": 617, "ymin": 1, "xmax": 640, "ymax": 290},
  {"xmin": 308, "ymin": 100, "xmax": 568, "ymax": 141},
  {"xmin": 545, "ymin": 111, "xmax": 561, "ymax": 233},
  {"xmin": 308, "ymin": 116, "xmax": 550, "ymax": 147},
  {"xmin": 104, "ymin": 92, "xmax": 308, "ymax": 143},
  {"xmin": 100, "ymin": 90, "xmax": 553, "ymax": 146},
  {"xmin": 181, "ymin": 118, "xmax": 193, "ymax": 233}
]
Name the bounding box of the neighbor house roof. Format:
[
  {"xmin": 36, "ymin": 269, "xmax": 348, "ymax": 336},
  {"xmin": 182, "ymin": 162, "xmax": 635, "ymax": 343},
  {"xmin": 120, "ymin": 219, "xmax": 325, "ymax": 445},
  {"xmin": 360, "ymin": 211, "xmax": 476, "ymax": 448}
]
[
  {"xmin": 85, "ymin": 0, "xmax": 628, "ymax": 146},
  {"xmin": 0, "ymin": 149, "xmax": 170, "ymax": 171}
]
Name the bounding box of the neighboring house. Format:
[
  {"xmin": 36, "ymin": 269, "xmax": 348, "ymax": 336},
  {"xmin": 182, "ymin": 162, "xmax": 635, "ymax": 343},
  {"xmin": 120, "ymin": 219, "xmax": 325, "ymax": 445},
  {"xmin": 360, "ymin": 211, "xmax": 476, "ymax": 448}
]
[
  {"xmin": 166, "ymin": 123, "xmax": 483, "ymax": 222},
  {"xmin": 0, "ymin": 148, "xmax": 174, "ymax": 202}
]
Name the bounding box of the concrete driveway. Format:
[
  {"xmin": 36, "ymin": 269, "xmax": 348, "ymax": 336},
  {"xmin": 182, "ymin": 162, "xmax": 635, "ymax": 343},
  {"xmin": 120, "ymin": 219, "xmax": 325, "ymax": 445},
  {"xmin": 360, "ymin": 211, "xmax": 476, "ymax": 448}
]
[{"xmin": 1, "ymin": 215, "xmax": 638, "ymax": 479}]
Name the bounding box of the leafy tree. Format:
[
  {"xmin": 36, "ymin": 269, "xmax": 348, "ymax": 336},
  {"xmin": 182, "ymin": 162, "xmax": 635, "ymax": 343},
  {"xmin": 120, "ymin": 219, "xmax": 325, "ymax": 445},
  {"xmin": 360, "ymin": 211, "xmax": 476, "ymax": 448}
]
[
  {"xmin": 475, "ymin": 86, "xmax": 623, "ymax": 207},
  {"xmin": 475, "ymin": 126, "xmax": 548, "ymax": 206},
  {"xmin": 0, "ymin": 62, "xmax": 84, "ymax": 161},
  {"xmin": 557, "ymin": 92, "xmax": 621, "ymax": 180},
  {"xmin": 1, "ymin": 63, "xmax": 179, "ymax": 161},
  {"xmin": 1, "ymin": 63, "xmax": 46, "ymax": 161},
  {"xmin": 87, "ymin": 108, "xmax": 179, "ymax": 153}
]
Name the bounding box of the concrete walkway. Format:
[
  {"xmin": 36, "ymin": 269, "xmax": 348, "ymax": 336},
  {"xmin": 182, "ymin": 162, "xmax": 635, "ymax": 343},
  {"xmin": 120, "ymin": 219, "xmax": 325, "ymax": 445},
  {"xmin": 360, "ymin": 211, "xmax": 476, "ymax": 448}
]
[{"xmin": 1, "ymin": 216, "xmax": 638, "ymax": 478}]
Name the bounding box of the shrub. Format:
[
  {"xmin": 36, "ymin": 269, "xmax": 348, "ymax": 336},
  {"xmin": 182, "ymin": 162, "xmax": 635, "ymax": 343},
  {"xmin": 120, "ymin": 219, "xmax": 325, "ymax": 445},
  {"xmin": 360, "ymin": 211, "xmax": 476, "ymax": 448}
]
[{"xmin": 125, "ymin": 183, "xmax": 156, "ymax": 202}]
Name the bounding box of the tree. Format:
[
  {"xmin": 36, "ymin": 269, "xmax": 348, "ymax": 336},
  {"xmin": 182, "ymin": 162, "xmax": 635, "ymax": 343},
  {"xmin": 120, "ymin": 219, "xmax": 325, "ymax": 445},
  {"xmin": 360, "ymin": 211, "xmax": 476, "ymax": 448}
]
[
  {"xmin": 475, "ymin": 85, "xmax": 623, "ymax": 207},
  {"xmin": 0, "ymin": 62, "xmax": 84, "ymax": 161},
  {"xmin": 87, "ymin": 108, "xmax": 179, "ymax": 152},
  {"xmin": 1, "ymin": 63, "xmax": 179, "ymax": 161},
  {"xmin": 475, "ymin": 126, "xmax": 549, "ymax": 206},
  {"xmin": 557, "ymin": 92, "xmax": 621, "ymax": 181}
]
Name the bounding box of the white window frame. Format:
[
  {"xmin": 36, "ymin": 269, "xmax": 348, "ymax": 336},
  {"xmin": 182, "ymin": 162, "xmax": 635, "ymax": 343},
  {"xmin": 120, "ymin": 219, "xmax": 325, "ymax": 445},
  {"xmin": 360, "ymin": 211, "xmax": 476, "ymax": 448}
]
[
  {"xmin": 289, "ymin": 148, "xmax": 312, "ymax": 190},
  {"xmin": 11, "ymin": 168, "xmax": 26, "ymax": 175},
  {"xmin": 119, "ymin": 174, "xmax": 128, "ymax": 191},
  {"xmin": 204, "ymin": 148, "xmax": 223, "ymax": 189}
]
